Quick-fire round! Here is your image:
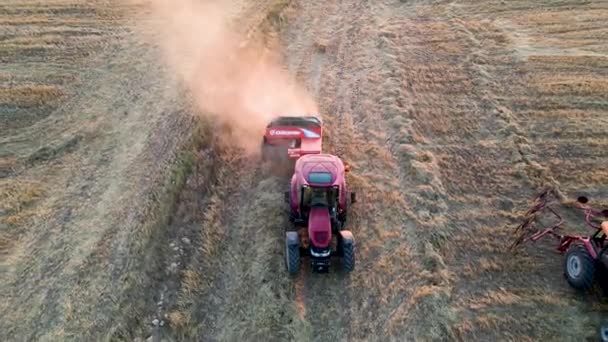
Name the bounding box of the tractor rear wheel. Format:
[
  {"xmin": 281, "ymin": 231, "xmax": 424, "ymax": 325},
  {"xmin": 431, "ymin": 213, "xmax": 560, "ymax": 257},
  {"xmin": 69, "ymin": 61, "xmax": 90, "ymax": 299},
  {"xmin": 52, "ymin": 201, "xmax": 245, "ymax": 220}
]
[
  {"xmin": 564, "ymin": 244, "xmax": 595, "ymax": 291},
  {"xmin": 285, "ymin": 231, "xmax": 300, "ymax": 274},
  {"xmin": 339, "ymin": 230, "xmax": 355, "ymax": 272}
]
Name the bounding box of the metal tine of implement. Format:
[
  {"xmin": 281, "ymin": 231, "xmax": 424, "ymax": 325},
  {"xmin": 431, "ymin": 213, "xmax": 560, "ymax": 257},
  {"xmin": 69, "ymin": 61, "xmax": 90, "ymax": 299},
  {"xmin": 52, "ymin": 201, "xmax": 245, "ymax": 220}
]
[{"xmin": 509, "ymin": 189, "xmax": 560, "ymax": 250}]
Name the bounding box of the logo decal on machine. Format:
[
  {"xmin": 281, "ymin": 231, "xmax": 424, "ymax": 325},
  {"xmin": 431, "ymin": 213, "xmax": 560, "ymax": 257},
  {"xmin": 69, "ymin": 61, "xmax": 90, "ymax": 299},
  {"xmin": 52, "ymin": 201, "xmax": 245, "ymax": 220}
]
[
  {"xmin": 268, "ymin": 128, "xmax": 320, "ymax": 138},
  {"xmin": 269, "ymin": 129, "xmax": 300, "ymax": 136}
]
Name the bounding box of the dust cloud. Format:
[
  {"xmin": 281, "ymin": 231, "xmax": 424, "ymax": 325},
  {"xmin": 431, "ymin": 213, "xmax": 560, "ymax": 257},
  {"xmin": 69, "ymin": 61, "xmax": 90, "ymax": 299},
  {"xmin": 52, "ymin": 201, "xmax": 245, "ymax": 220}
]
[{"xmin": 145, "ymin": 0, "xmax": 318, "ymax": 153}]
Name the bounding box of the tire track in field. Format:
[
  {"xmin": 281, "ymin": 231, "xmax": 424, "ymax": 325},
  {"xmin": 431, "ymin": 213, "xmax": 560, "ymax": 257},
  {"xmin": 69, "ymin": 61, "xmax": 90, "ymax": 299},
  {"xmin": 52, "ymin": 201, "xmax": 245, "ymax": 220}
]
[
  {"xmin": 155, "ymin": 1, "xmax": 317, "ymax": 341},
  {"xmin": 163, "ymin": 0, "xmax": 606, "ymax": 340},
  {"xmin": 175, "ymin": 1, "xmax": 430, "ymax": 339},
  {"xmin": 280, "ymin": 0, "xmax": 453, "ymax": 340}
]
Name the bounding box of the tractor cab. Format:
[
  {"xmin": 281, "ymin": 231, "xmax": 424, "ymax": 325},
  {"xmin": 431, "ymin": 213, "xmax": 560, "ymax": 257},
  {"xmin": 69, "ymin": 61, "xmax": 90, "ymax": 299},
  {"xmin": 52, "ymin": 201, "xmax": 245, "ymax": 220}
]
[
  {"xmin": 303, "ymin": 184, "xmax": 337, "ymax": 209},
  {"xmin": 297, "ymin": 181, "xmax": 339, "ymax": 225},
  {"xmin": 286, "ymin": 155, "xmax": 352, "ymax": 228}
]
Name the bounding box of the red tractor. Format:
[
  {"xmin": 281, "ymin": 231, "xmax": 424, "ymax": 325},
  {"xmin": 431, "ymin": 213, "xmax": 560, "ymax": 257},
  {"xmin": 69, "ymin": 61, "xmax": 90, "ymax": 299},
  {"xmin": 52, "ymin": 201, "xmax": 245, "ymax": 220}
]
[
  {"xmin": 511, "ymin": 189, "xmax": 608, "ymax": 291},
  {"xmin": 261, "ymin": 115, "xmax": 323, "ymax": 163},
  {"xmin": 283, "ymin": 153, "xmax": 357, "ymax": 274}
]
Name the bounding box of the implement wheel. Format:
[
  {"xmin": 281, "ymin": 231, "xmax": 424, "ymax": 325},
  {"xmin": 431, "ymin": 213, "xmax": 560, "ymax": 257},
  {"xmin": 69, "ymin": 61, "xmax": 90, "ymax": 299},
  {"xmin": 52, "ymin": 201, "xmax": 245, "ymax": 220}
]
[{"xmin": 564, "ymin": 244, "xmax": 595, "ymax": 291}]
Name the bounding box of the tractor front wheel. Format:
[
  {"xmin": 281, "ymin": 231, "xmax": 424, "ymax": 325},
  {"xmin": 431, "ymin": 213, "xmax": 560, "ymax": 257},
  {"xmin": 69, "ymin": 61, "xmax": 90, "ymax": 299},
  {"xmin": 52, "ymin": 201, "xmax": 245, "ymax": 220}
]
[
  {"xmin": 564, "ymin": 244, "xmax": 595, "ymax": 291},
  {"xmin": 285, "ymin": 231, "xmax": 300, "ymax": 274}
]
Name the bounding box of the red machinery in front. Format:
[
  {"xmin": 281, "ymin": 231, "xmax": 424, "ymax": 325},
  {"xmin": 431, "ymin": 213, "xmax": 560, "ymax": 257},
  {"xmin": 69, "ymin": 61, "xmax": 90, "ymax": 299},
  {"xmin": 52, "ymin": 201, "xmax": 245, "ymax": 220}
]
[{"xmin": 261, "ymin": 115, "xmax": 358, "ymax": 274}]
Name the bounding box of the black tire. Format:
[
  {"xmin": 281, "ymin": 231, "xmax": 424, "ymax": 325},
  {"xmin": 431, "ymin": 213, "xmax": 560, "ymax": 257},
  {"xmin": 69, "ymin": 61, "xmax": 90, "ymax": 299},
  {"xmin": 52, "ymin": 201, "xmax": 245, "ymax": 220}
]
[
  {"xmin": 600, "ymin": 324, "xmax": 608, "ymax": 342},
  {"xmin": 564, "ymin": 244, "xmax": 595, "ymax": 291},
  {"xmin": 285, "ymin": 232, "xmax": 300, "ymax": 274},
  {"xmin": 339, "ymin": 230, "xmax": 355, "ymax": 272}
]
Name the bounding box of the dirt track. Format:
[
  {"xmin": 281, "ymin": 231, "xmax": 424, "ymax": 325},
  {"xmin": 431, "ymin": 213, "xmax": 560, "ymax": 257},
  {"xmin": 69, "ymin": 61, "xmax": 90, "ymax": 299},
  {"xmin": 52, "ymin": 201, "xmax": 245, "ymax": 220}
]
[{"xmin": 2, "ymin": 0, "xmax": 608, "ymax": 341}]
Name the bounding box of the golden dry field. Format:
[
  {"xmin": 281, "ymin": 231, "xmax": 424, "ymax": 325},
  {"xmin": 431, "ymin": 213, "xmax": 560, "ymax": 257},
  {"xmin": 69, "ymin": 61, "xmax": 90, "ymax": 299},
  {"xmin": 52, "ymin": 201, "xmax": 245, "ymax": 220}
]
[{"xmin": 1, "ymin": 0, "xmax": 607, "ymax": 341}]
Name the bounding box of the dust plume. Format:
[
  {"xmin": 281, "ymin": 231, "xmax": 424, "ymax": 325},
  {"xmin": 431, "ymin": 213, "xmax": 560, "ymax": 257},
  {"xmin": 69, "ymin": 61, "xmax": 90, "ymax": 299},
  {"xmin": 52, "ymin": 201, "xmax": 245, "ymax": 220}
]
[{"xmin": 145, "ymin": 0, "xmax": 318, "ymax": 153}]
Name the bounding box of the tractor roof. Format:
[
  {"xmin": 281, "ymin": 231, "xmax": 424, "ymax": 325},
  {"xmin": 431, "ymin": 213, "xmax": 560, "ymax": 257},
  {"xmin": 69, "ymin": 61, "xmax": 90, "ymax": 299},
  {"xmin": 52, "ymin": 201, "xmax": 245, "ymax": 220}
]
[{"xmin": 294, "ymin": 154, "xmax": 345, "ymax": 187}]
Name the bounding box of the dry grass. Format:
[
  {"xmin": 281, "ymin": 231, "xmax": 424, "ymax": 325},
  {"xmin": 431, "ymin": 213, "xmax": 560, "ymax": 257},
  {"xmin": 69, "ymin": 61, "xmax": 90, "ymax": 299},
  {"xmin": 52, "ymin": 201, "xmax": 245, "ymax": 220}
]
[
  {"xmin": 180, "ymin": 269, "xmax": 201, "ymax": 297},
  {"xmin": 437, "ymin": 3, "xmax": 608, "ymax": 338},
  {"xmin": 0, "ymin": 180, "xmax": 43, "ymax": 228},
  {"xmin": 0, "ymin": 180, "xmax": 42, "ymax": 213},
  {"xmin": 0, "ymin": 0, "xmax": 199, "ymax": 340},
  {"xmin": 246, "ymin": 0, "xmax": 607, "ymax": 340},
  {"xmin": 0, "ymin": 234, "xmax": 12, "ymax": 256},
  {"xmin": 533, "ymin": 75, "xmax": 608, "ymax": 96},
  {"xmin": 167, "ymin": 310, "xmax": 187, "ymax": 330},
  {"xmin": 0, "ymin": 84, "xmax": 66, "ymax": 107},
  {"xmin": 2, "ymin": 0, "xmax": 607, "ymax": 341}
]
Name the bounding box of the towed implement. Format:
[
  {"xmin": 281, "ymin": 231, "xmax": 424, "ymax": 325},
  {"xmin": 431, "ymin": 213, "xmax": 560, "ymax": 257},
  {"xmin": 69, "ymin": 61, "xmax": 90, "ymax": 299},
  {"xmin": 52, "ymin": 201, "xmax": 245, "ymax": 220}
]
[
  {"xmin": 510, "ymin": 188, "xmax": 608, "ymax": 291},
  {"xmin": 261, "ymin": 115, "xmax": 323, "ymax": 163}
]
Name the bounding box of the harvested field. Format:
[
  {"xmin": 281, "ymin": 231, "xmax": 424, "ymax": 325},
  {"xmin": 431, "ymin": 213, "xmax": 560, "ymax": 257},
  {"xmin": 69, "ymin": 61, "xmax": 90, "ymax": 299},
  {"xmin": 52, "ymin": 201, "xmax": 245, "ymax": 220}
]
[
  {"xmin": 0, "ymin": 0, "xmax": 199, "ymax": 339},
  {"xmin": 1, "ymin": 0, "xmax": 607, "ymax": 341}
]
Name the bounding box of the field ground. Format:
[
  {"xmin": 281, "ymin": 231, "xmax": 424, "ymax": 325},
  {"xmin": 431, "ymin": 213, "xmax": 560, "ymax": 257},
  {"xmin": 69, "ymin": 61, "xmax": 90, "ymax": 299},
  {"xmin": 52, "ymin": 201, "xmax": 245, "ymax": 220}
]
[
  {"xmin": 0, "ymin": 0, "xmax": 198, "ymax": 340},
  {"xmin": 1, "ymin": 0, "xmax": 607, "ymax": 341}
]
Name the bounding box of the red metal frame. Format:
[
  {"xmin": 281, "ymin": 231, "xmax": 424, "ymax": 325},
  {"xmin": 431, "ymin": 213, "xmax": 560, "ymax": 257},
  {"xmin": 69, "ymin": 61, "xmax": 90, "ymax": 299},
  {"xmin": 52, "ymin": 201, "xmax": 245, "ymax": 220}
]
[{"xmin": 510, "ymin": 189, "xmax": 606, "ymax": 260}]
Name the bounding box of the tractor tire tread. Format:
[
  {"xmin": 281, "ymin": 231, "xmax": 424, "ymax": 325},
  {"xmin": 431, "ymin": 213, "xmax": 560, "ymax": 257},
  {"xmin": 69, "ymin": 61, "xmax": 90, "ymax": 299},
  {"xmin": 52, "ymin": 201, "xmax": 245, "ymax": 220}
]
[
  {"xmin": 286, "ymin": 233, "xmax": 300, "ymax": 274},
  {"xmin": 340, "ymin": 232, "xmax": 355, "ymax": 272}
]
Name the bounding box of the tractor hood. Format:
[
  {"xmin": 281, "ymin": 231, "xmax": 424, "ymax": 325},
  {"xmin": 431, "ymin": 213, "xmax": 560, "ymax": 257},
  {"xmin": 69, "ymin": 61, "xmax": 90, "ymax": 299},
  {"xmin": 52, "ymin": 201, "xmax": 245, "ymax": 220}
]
[{"xmin": 308, "ymin": 206, "xmax": 332, "ymax": 248}]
